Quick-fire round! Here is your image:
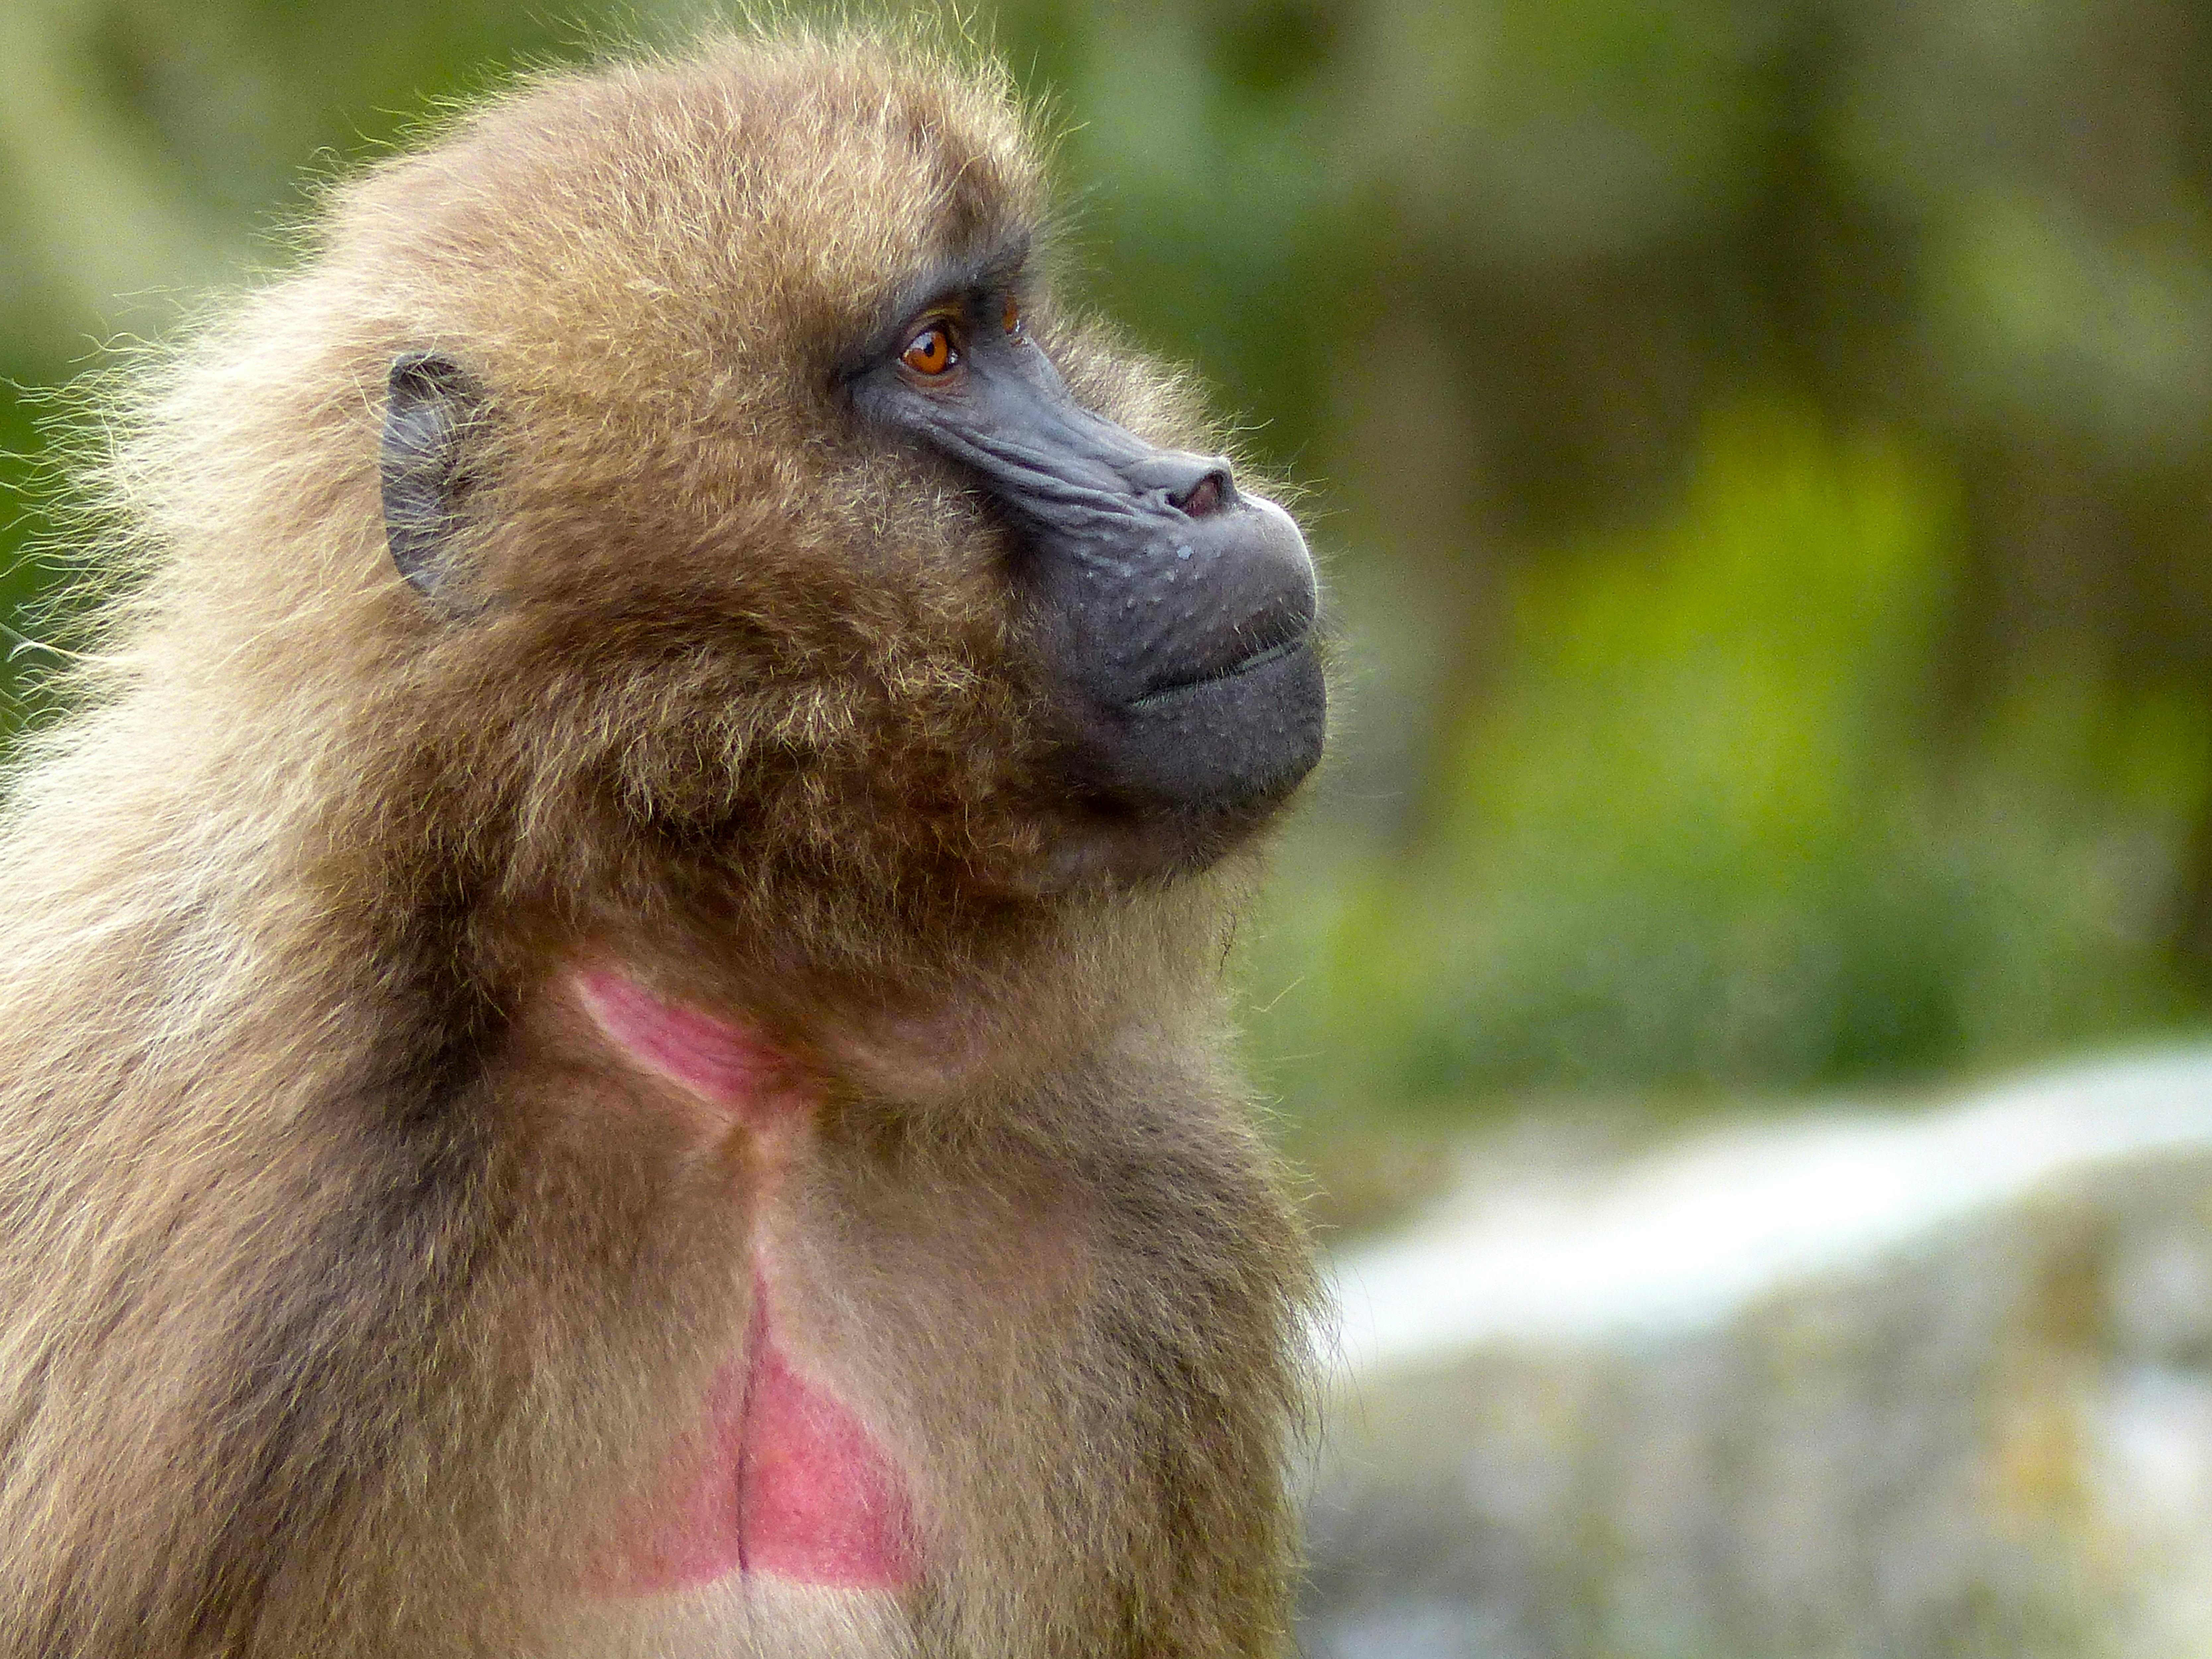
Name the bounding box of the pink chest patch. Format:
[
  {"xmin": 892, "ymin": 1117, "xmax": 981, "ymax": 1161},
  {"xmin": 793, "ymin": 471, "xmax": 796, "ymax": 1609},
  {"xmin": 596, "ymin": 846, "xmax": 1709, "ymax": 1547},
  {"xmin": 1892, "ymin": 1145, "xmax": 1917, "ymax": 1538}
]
[
  {"xmin": 575, "ymin": 969, "xmax": 800, "ymax": 1121},
  {"xmin": 576, "ymin": 969, "xmax": 920, "ymax": 1594},
  {"xmin": 616, "ymin": 1319, "xmax": 921, "ymax": 1593}
]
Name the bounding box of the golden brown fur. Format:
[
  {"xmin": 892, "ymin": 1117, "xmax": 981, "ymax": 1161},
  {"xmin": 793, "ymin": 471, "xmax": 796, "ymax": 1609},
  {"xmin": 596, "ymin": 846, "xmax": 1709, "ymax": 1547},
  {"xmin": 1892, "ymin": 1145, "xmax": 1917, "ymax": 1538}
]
[{"xmin": 0, "ymin": 30, "xmax": 1314, "ymax": 1659}]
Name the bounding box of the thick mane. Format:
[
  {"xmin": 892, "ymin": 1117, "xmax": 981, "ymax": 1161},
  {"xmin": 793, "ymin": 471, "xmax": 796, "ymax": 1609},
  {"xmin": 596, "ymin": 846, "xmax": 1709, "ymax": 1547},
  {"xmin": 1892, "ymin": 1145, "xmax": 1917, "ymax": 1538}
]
[{"xmin": 0, "ymin": 30, "xmax": 1314, "ymax": 1659}]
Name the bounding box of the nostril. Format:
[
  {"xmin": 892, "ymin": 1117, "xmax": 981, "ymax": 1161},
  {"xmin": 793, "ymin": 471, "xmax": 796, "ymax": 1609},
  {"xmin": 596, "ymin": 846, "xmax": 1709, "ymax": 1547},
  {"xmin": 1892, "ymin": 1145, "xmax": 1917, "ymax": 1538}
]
[{"xmin": 1170, "ymin": 469, "xmax": 1231, "ymax": 520}]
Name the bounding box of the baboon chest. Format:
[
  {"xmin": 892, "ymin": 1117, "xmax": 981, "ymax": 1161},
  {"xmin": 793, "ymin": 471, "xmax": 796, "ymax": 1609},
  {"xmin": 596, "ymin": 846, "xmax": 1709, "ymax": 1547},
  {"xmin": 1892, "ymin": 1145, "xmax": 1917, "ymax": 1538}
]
[{"xmin": 541, "ymin": 969, "xmax": 1088, "ymax": 1655}]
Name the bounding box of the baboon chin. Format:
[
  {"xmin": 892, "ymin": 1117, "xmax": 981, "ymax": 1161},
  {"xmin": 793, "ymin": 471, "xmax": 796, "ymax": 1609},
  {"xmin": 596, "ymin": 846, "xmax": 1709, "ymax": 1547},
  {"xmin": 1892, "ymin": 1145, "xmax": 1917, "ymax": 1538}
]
[{"xmin": 0, "ymin": 29, "xmax": 1326, "ymax": 1659}]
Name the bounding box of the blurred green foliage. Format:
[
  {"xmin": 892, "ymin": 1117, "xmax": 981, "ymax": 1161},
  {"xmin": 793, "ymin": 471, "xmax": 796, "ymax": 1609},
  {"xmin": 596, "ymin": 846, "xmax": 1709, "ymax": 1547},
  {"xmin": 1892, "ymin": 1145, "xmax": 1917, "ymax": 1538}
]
[
  {"xmin": 1251, "ymin": 409, "xmax": 2205, "ymax": 1127},
  {"xmin": 8, "ymin": 0, "xmax": 2212, "ymax": 1137}
]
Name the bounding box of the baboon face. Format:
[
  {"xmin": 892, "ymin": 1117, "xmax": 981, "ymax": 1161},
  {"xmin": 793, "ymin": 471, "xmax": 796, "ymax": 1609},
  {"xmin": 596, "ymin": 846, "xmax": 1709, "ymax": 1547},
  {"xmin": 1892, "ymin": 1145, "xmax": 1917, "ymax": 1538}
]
[
  {"xmin": 842, "ymin": 242, "xmax": 1325, "ymax": 822},
  {"xmin": 365, "ymin": 46, "xmax": 1324, "ymax": 900}
]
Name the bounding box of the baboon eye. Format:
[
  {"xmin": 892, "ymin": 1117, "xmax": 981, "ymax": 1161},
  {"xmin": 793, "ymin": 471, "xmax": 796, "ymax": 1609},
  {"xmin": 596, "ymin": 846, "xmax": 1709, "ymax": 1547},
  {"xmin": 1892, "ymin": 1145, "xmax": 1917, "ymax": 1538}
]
[
  {"xmin": 900, "ymin": 321, "xmax": 958, "ymax": 377},
  {"xmin": 1002, "ymin": 295, "xmax": 1023, "ymax": 336}
]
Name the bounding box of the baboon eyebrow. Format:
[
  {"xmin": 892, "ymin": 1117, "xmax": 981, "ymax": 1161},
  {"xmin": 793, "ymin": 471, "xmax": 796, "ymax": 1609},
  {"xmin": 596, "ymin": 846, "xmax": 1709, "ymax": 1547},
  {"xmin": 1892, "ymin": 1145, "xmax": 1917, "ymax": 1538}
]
[{"xmin": 845, "ymin": 231, "xmax": 1033, "ymax": 372}]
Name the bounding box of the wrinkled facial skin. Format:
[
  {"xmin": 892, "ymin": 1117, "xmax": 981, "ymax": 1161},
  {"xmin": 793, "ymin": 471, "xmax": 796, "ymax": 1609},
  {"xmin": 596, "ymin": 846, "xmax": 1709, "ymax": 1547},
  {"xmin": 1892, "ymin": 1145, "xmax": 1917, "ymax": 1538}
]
[
  {"xmin": 846, "ymin": 246, "xmax": 1327, "ymax": 833},
  {"xmin": 381, "ymin": 244, "xmax": 1325, "ymax": 877}
]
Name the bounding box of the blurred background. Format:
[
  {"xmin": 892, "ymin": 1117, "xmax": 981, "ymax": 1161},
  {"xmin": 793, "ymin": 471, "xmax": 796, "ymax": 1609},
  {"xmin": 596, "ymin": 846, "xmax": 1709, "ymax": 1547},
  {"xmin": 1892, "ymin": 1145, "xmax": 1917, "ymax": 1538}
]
[{"xmin": 13, "ymin": 2, "xmax": 2212, "ymax": 1654}]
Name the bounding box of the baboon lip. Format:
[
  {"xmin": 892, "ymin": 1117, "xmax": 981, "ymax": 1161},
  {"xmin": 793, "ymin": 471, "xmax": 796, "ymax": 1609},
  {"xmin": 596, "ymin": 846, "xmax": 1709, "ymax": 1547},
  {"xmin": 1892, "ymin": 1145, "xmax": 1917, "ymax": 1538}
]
[
  {"xmin": 1126, "ymin": 631, "xmax": 1314, "ymax": 712},
  {"xmin": 1066, "ymin": 636, "xmax": 1326, "ymax": 829}
]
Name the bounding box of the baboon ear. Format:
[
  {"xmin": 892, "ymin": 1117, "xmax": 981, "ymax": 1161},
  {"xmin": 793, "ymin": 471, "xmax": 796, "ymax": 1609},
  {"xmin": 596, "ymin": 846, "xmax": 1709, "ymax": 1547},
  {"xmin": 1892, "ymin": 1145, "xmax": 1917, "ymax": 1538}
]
[{"xmin": 381, "ymin": 352, "xmax": 482, "ymax": 599}]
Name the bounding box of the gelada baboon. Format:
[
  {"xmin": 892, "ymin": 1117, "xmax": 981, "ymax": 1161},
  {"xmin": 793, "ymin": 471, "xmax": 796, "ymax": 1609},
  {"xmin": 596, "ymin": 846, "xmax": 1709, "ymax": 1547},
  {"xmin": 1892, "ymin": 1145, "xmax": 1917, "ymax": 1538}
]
[{"xmin": 0, "ymin": 27, "xmax": 1327, "ymax": 1659}]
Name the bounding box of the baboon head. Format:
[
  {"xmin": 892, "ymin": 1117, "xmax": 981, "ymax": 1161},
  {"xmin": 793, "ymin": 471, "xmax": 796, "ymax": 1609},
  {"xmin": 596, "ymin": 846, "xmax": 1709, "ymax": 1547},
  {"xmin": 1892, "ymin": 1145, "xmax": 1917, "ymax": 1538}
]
[{"xmin": 207, "ymin": 33, "xmax": 1331, "ymax": 984}]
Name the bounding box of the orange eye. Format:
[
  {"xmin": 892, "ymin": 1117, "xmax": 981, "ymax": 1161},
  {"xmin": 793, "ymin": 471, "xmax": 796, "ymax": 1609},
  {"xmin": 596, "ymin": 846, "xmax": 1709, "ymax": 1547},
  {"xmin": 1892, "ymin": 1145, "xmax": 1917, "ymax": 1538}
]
[
  {"xmin": 1002, "ymin": 294, "xmax": 1023, "ymax": 335},
  {"xmin": 900, "ymin": 321, "xmax": 957, "ymax": 376}
]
